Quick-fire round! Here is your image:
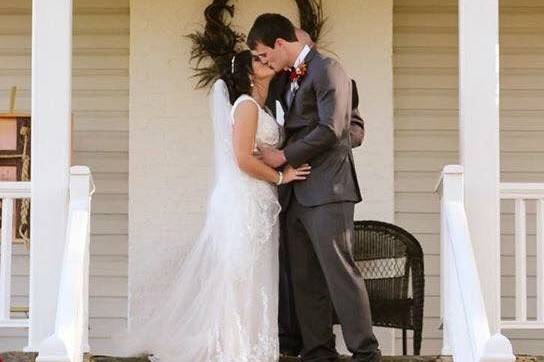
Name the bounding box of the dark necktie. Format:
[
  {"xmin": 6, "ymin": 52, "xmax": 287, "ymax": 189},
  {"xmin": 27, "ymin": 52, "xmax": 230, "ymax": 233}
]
[
  {"xmin": 285, "ymin": 86, "xmax": 295, "ymax": 110},
  {"xmin": 284, "ymin": 67, "xmax": 295, "ymax": 109}
]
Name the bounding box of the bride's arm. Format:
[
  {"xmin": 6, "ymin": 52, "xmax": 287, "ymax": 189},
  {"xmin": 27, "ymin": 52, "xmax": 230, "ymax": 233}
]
[{"xmin": 233, "ymin": 100, "xmax": 310, "ymax": 184}]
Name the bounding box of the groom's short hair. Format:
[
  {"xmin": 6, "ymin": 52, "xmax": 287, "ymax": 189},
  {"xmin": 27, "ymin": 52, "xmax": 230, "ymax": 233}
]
[{"xmin": 247, "ymin": 13, "xmax": 297, "ymax": 49}]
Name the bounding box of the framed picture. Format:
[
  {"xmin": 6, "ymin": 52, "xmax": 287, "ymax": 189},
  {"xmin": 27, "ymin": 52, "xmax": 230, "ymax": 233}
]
[{"xmin": 0, "ymin": 113, "xmax": 31, "ymax": 249}]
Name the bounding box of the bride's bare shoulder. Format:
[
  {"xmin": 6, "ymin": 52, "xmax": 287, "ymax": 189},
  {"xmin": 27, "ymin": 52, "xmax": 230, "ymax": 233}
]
[{"xmin": 232, "ymin": 96, "xmax": 259, "ymax": 126}]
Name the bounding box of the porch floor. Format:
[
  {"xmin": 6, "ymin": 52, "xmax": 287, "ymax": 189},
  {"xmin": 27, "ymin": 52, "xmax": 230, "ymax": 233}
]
[{"xmin": 0, "ymin": 353, "xmax": 543, "ymax": 362}]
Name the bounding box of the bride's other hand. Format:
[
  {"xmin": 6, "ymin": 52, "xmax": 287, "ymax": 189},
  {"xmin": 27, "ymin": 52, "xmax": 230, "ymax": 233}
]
[{"xmin": 282, "ymin": 164, "xmax": 311, "ymax": 184}]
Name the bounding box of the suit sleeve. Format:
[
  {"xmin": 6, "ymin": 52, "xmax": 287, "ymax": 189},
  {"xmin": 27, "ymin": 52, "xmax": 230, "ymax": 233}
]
[
  {"xmin": 349, "ymin": 79, "xmax": 365, "ymax": 148},
  {"xmin": 283, "ymin": 60, "xmax": 351, "ymax": 168}
]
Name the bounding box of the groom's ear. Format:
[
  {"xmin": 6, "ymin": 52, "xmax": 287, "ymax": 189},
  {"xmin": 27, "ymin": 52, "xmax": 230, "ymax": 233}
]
[{"xmin": 274, "ymin": 38, "xmax": 286, "ymax": 49}]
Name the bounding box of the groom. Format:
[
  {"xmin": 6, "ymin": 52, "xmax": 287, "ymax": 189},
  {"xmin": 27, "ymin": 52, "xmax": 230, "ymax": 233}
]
[{"xmin": 248, "ymin": 14, "xmax": 381, "ymax": 362}]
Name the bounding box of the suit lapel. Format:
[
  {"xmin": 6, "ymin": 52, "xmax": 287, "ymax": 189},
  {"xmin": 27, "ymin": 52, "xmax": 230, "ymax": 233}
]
[{"xmin": 276, "ymin": 72, "xmax": 290, "ymax": 113}]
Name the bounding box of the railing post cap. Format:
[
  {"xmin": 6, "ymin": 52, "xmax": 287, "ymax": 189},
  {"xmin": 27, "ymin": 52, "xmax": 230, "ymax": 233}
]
[
  {"xmin": 70, "ymin": 165, "xmax": 91, "ymax": 175},
  {"xmin": 443, "ymin": 165, "xmax": 464, "ymax": 175},
  {"xmin": 435, "ymin": 165, "xmax": 464, "ymax": 193}
]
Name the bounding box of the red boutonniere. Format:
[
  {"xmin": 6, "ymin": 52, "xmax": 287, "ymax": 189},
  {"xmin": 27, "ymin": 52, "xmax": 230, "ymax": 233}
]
[{"xmin": 289, "ymin": 63, "xmax": 308, "ymax": 84}]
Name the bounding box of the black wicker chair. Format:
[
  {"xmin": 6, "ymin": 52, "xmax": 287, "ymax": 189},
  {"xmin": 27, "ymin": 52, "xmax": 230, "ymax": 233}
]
[{"xmin": 335, "ymin": 220, "xmax": 425, "ymax": 355}]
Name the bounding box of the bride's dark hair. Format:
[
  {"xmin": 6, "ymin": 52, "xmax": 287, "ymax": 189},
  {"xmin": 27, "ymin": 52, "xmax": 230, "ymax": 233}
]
[{"xmin": 221, "ymin": 50, "xmax": 254, "ymax": 104}]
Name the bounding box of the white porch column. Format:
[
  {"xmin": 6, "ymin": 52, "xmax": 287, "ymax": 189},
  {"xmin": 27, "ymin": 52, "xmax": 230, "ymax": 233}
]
[
  {"xmin": 28, "ymin": 0, "xmax": 73, "ymax": 351},
  {"xmin": 458, "ymin": 0, "xmax": 501, "ymax": 333}
]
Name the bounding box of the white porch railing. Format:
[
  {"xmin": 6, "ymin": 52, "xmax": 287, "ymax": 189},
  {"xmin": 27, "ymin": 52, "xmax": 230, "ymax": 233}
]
[
  {"xmin": 500, "ymin": 183, "xmax": 544, "ymax": 329},
  {"xmin": 437, "ymin": 165, "xmax": 514, "ymax": 362},
  {"xmin": 37, "ymin": 166, "xmax": 94, "ymax": 362},
  {"xmin": 0, "ymin": 181, "xmax": 31, "ymax": 328}
]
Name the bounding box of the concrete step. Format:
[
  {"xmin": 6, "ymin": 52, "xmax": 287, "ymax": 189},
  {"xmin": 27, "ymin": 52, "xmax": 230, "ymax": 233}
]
[{"xmin": 0, "ymin": 353, "xmax": 542, "ymax": 362}]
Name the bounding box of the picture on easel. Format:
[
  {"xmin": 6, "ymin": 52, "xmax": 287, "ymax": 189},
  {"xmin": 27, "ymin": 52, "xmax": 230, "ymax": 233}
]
[{"xmin": 0, "ymin": 86, "xmax": 31, "ymax": 250}]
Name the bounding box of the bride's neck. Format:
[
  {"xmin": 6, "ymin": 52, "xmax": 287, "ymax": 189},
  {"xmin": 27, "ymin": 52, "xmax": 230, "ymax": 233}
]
[{"xmin": 251, "ymin": 82, "xmax": 269, "ymax": 107}]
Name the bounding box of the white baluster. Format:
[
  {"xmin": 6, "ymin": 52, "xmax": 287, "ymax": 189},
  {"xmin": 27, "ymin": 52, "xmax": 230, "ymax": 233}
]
[
  {"xmin": 537, "ymin": 199, "xmax": 544, "ymax": 322},
  {"xmin": 515, "ymin": 198, "xmax": 527, "ymax": 322},
  {"xmin": 437, "ymin": 165, "xmax": 465, "ymax": 356},
  {"xmin": 440, "ymin": 190, "xmax": 452, "ymax": 355},
  {"xmin": 500, "ymin": 183, "xmax": 544, "ymax": 331},
  {"xmin": 0, "ymin": 198, "xmax": 14, "ymax": 321}
]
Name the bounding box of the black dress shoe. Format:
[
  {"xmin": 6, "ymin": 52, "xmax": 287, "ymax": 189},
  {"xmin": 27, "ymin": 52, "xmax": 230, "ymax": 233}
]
[
  {"xmin": 352, "ymin": 348, "xmax": 382, "ymax": 362},
  {"xmin": 279, "ymin": 353, "xmax": 300, "ymax": 361},
  {"xmin": 280, "ymin": 349, "xmax": 300, "ymax": 357}
]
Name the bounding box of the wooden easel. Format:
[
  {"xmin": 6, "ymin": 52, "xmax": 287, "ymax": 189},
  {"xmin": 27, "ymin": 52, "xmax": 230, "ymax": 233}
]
[{"xmin": 1, "ymin": 86, "xmax": 30, "ymax": 118}]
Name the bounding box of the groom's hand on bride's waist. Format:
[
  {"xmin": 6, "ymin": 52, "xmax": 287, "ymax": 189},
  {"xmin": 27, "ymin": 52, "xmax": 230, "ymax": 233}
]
[{"xmin": 259, "ymin": 146, "xmax": 287, "ymax": 168}]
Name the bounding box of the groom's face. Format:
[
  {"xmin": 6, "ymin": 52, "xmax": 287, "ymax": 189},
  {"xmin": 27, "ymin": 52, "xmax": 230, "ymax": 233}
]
[{"xmin": 252, "ymin": 40, "xmax": 287, "ymax": 73}]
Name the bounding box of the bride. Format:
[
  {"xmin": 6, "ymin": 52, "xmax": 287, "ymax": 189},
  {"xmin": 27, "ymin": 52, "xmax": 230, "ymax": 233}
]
[{"xmin": 112, "ymin": 4, "xmax": 310, "ymax": 362}]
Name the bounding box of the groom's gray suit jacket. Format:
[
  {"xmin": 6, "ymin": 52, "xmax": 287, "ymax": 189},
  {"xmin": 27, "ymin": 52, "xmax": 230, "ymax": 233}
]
[{"xmin": 272, "ymin": 48, "xmax": 362, "ymax": 208}]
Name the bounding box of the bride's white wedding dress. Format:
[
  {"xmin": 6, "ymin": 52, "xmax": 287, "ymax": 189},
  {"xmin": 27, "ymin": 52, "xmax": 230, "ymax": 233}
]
[{"xmin": 113, "ymin": 79, "xmax": 281, "ymax": 362}]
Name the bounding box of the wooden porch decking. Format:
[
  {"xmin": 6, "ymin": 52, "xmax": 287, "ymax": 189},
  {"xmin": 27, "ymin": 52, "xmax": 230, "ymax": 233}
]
[{"xmin": 0, "ymin": 353, "xmax": 543, "ymax": 362}]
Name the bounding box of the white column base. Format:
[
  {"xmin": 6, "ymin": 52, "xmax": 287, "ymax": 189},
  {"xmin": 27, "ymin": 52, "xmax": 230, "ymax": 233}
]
[
  {"xmin": 479, "ymin": 334, "xmax": 515, "ymax": 362},
  {"xmin": 35, "ymin": 335, "xmax": 71, "ymax": 362}
]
